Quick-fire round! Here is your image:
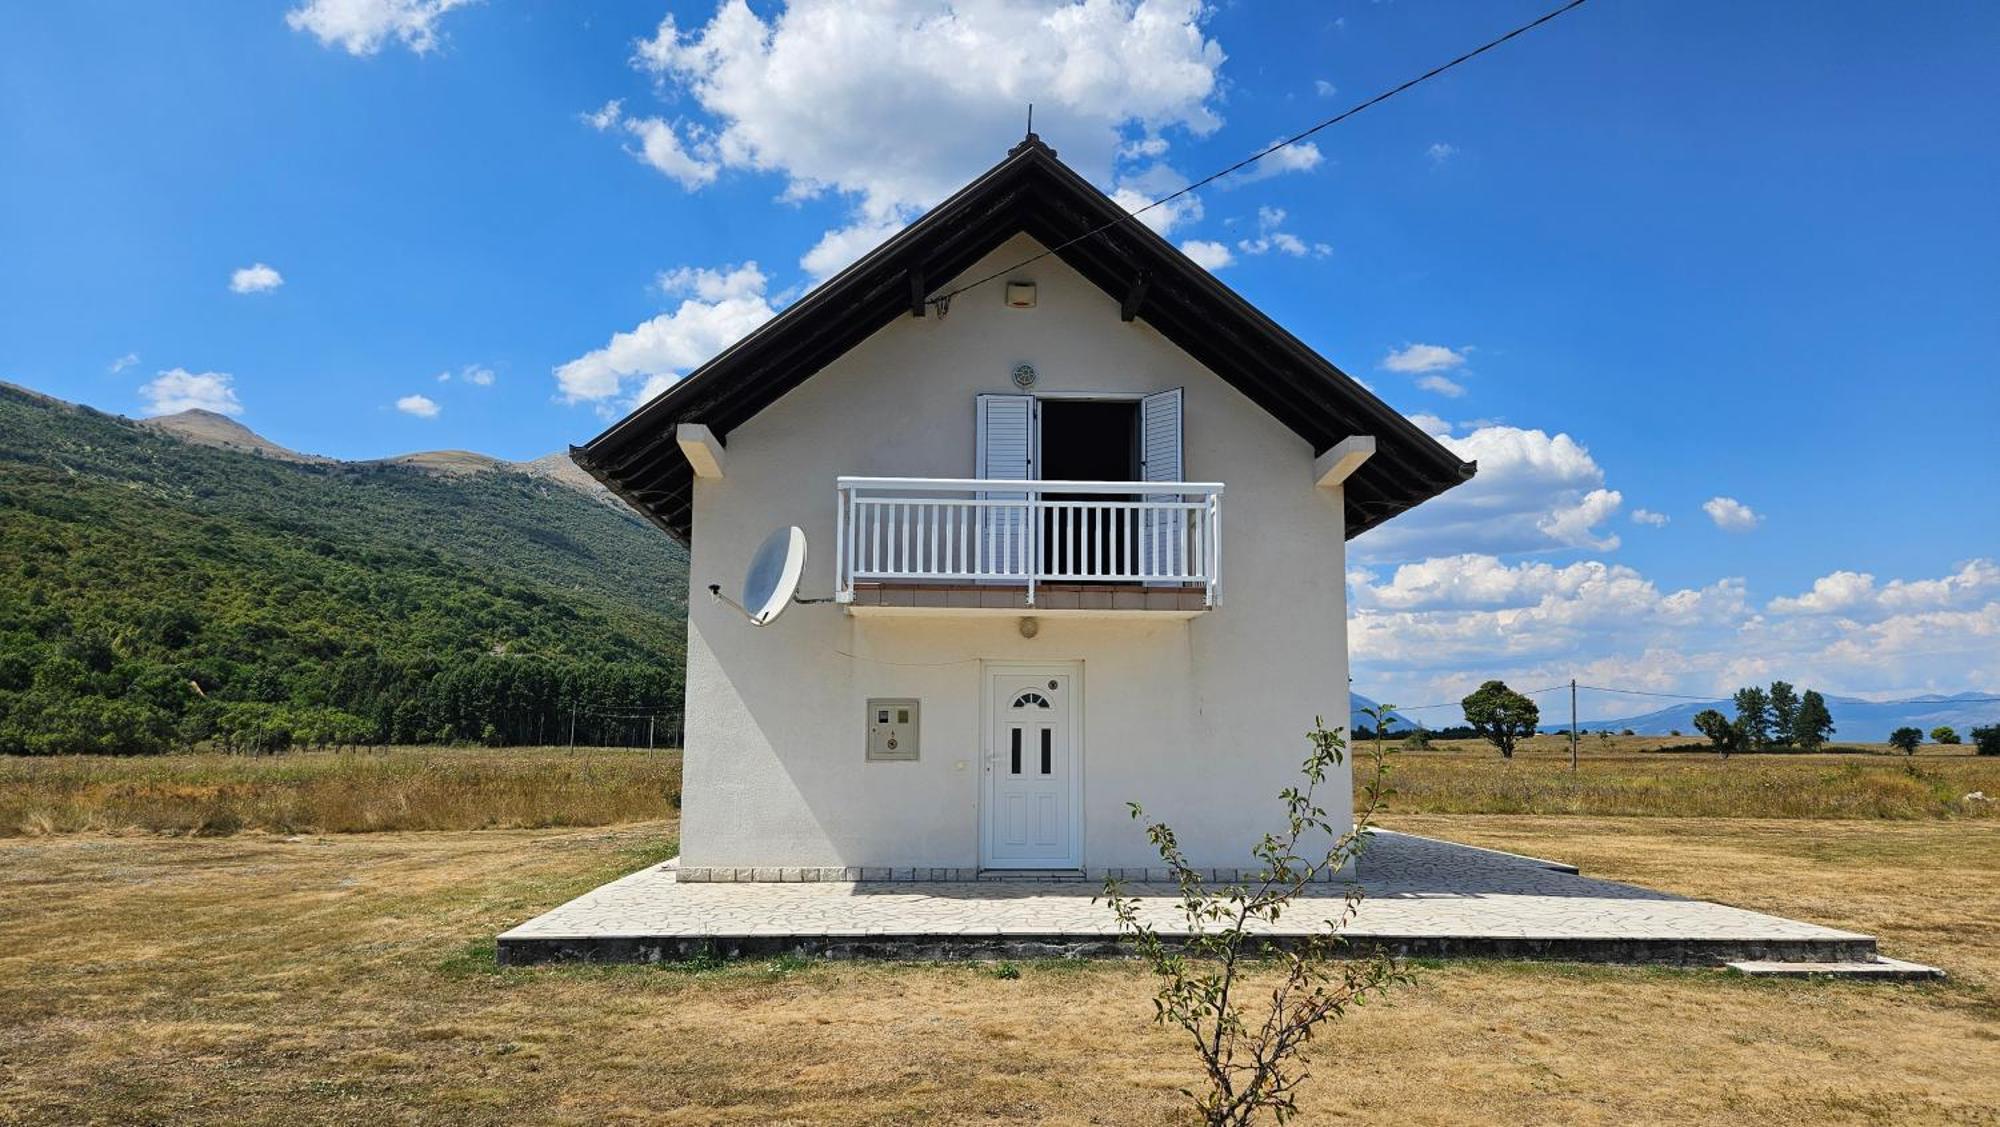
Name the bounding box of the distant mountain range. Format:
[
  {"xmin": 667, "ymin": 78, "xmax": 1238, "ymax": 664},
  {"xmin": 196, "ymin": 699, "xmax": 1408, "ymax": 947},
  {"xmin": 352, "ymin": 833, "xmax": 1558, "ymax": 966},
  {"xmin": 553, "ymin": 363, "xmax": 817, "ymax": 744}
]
[
  {"xmin": 1349, "ymin": 689, "xmax": 1999, "ymax": 741},
  {"xmin": 1551, "ymin": 692, "xmax": 2000, "ymax": 741}
]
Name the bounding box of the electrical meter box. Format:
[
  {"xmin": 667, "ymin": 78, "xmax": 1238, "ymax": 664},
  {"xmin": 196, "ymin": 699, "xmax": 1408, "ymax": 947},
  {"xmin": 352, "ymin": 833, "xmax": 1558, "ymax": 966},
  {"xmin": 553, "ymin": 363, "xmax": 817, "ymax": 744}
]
[{"xmin": 866, "ymin": 699, "xmax": 920, "ymax": 762}]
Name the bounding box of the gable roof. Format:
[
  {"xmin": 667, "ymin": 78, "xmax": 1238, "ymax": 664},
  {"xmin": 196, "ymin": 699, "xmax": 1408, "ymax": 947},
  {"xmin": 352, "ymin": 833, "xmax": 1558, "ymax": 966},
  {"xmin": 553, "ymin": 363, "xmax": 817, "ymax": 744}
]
[{"xmin": 572, "ymin": 135, "xmax": 1476, "ymax": 544}]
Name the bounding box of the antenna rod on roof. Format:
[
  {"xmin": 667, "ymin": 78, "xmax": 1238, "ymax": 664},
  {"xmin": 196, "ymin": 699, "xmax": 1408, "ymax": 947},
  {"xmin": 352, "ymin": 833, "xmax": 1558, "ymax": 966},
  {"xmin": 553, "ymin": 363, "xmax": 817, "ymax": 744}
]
[{"xmin": 1026, "ymin": 102, "xmax": 1033, "ymax": 137}]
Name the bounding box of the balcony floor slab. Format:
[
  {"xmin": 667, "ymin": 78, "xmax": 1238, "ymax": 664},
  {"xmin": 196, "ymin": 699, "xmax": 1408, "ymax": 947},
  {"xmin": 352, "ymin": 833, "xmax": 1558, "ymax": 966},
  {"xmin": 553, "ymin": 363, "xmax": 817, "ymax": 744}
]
[{"xmin": 842, "ymin": 582, "xmax": 1210, "ymax": 617}]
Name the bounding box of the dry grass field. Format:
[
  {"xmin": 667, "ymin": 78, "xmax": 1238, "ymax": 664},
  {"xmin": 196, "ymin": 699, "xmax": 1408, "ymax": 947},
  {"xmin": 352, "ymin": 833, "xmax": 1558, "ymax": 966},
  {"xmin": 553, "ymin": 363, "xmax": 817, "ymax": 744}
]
[
  {"xmin": 1384, "ymin": 734, "xmax": 1999, "ymax": 820},
  {"xmin": 2, "ymin": 804, "xmax": 1997, "ymax": 1124},
  {"xmin": 0, "ymin": 747, "xmax": 681, "ymax": 836},
  {"xmin": 4, "ymin": 738, "xmax": 1993, "ymax": 842}
]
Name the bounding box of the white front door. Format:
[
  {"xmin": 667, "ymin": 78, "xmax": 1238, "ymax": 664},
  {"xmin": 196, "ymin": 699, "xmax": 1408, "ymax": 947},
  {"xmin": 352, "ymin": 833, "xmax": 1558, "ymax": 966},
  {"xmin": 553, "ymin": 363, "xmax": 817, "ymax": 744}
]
[{"xmin": 982, "ymin": 664, "xmax": 1080, "ymax": 869}]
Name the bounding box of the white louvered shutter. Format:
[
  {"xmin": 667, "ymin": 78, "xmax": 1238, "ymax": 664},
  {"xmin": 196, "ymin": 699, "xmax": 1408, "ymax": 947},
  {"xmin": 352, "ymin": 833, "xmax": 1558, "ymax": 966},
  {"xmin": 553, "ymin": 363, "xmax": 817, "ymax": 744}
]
[
  {"xmin": 976, "ymin": 394, "xmax": 1036, "ymax": 578},
  {"xmin": 1139, "ymin": 388, "xmax": 1185, "ymax": 580}
]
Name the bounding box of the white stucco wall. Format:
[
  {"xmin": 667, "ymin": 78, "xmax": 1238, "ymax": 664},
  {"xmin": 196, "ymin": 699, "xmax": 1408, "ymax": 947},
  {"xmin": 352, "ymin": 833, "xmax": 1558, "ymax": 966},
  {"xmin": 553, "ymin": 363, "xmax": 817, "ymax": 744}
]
[{"xmin": 680, "ymin": 235, "xmax": 1356, "ymax": 873}]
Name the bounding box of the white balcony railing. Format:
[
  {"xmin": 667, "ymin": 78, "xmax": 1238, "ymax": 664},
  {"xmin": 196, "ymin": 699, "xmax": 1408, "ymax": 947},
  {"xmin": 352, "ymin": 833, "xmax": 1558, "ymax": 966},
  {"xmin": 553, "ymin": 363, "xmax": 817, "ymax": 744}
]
[{"xmin": 835, "ymin": 477, "xmax": 1224, "ymax": 608}]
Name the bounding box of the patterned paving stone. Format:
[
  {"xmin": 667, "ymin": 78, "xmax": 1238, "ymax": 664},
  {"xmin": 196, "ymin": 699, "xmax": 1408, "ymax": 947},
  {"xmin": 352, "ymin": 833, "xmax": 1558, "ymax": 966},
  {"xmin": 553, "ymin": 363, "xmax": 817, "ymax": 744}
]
[{"xmin": 498, "ymin": 830, "xmax": 1873, "ymax": 964}]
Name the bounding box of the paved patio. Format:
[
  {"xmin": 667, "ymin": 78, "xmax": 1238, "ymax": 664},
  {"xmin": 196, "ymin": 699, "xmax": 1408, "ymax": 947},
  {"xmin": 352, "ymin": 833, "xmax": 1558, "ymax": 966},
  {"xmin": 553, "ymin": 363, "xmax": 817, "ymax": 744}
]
[{"xmin": 498, "ymin": 830, "xmax": 1885, "ymax": 968}]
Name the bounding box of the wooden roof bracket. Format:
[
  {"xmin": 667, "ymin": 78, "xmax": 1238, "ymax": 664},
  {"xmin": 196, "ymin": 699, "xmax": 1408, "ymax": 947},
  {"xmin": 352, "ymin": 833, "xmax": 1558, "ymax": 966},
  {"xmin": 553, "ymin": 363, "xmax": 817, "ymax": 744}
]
[
  {"xmin": 1120, "ymin": 271, "xmax": 1149, "ymax": 323},
  {"xmin": 676, "ymin": 423, "xmax": 726, "ymax": 479},
  {"xmin": 1314, "ymin": 435, "xmax": 1376, "ymax": 489}
]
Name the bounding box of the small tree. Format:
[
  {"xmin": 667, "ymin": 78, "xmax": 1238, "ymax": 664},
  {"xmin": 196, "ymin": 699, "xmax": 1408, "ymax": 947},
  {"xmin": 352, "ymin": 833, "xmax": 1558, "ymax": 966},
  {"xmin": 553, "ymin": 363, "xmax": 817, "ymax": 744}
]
[
  {"xmin": 1692, "ymin": 708, "xmax": 1738, "ymax": 759},
  {"xmin": 1102, "ymin": 715, "xmax": 1407, "ymax": 1126},
  {"xmin": 1972, "ymin": 725, "xmax": 2000, "ymax": 757},
  {"xmin": 1460, "ymin": 681, "xmax": 1540, "ymax": 760},
  {"xmin": 1929, "ymin": 726, "xmax": 1961, "ymax": 745},
  {"xmin": 1767, "ymin": 681, "xmax": 1799, "ymax": 748},
  {"xmin": 1732, "ymin": 686, "xmax": 1772, "ymax": 751},
  {"xmin": 1888, "ymin": 726, "xmax": 1923, "ymax": 756}
]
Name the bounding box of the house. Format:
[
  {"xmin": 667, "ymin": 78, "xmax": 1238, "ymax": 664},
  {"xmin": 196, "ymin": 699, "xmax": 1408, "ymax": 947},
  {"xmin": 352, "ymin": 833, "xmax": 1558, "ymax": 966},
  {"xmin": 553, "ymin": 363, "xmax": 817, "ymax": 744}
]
[{"xmin": 571, "ymin": 135, "xmax": 1474, "ymax": 882}]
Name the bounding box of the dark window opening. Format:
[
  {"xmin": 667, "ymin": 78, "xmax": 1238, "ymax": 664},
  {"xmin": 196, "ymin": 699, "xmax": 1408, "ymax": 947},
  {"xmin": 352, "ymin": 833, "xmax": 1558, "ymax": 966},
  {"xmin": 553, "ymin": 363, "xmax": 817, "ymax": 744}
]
[
  {"xmin": 1010, "ymin": 727, "xmax": 1021, "ymax": 775},
  {"xmin": 1039, "ymin": 728, "xmax": 1052, "ymax": 775},
  {"xmin": 1037, "ymin": 399, "xmax": 1139, "ymax": 579}
]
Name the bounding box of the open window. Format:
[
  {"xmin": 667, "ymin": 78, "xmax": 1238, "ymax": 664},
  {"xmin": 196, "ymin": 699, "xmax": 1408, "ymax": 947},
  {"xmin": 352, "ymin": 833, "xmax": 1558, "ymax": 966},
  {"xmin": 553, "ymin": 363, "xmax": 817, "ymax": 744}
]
[{"xmin": 975, "ymin": 389, "xmax": 1185, "ymax": 580}]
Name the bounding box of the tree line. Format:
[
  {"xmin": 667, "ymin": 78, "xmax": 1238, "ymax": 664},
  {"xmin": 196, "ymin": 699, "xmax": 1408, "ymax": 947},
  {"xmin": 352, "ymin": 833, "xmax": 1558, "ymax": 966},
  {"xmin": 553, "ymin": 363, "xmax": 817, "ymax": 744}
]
[
  {"xmin": 1889, "ymin": 723, "xmax": 2000, "ymax": 757},
  {"xmin": 1691, "ymin": 681, "xmax": 1835, "ymax": 757},
  {"xmin": 1387, "ymin": 679, "xmax": 1857, "ymax": 760},
  {"xmin": 1, "ymin": 650, "xmax": 681, "ymax": 756}
]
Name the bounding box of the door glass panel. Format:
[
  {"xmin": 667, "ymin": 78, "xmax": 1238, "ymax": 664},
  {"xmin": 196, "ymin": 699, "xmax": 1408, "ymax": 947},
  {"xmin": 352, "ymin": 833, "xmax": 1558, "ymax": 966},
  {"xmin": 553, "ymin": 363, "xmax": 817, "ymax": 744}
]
[
  {"xmin": 1040, "ymin": 727, "xmax": 1052, "ymax": 775},
  {"xmin": 1009, "ymin": 727, "xmax": 1021, "ymax": 775}
]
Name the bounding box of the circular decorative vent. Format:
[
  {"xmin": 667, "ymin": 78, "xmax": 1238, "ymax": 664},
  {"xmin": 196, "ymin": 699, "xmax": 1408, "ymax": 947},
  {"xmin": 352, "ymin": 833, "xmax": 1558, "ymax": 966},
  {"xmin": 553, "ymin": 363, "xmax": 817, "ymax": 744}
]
[{"xmin": 1011, "ymin": 363, "xmax": 1037, "ymax": 388}]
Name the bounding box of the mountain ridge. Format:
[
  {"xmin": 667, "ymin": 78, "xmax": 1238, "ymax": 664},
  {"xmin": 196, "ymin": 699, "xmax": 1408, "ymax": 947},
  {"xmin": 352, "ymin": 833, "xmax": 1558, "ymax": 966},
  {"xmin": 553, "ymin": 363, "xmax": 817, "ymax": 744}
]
[{"xmin": 129, "ymin": 399, "xmax": 621, "ymax": 510}]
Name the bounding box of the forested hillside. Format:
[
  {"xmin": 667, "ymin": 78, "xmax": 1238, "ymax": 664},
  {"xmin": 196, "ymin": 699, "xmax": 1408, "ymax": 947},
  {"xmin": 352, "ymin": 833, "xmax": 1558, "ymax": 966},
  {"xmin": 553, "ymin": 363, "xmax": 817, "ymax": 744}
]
[{"xmin": 0, "ymin": 383, "xmax": 689, "ymax": 753}]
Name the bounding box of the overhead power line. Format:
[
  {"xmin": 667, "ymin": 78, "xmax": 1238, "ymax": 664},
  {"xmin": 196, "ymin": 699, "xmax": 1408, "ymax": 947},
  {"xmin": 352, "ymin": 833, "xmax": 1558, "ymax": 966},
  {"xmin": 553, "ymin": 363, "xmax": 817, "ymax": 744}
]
[
  {"xmin": 927, "ymin": 0, "xmax": 1594, "ymax": 312},
  {"xmin": 1575, "ymin": 684, "xmax": 1731, "ymax": 702},
  {"xmin": 1373, "ymin": 683, "xmax": 1570, "ymax": 713}
]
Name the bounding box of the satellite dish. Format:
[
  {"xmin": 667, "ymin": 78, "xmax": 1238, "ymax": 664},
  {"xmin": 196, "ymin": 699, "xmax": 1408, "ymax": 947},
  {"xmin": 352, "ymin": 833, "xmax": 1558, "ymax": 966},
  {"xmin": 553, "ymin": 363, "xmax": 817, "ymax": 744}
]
[
  {"xmin": 708, "ymin": 526, "xmax": 824, "ymax": 626},
  {"xmin": 721, "ymin": 525, "xmax": 806, "ymax": 627}
]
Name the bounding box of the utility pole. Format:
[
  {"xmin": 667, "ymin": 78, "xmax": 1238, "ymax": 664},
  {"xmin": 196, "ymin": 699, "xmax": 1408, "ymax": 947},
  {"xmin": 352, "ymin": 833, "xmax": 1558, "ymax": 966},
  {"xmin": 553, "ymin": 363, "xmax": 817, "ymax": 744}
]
[
  {"xmin": 567, "ymin": 700, "xmax": 577, "ymax": 753},
  {"xmin": 1569, "ymin": 679, "xmax": 1579, "ymax": 772},
  {"xmin": 648, "ymin": 714, "xmax": 656, "ymax": 751}
]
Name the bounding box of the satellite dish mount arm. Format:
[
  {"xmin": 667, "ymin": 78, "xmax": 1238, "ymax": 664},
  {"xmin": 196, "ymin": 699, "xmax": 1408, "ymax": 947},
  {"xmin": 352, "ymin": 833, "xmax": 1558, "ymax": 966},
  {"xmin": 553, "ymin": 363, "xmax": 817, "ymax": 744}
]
[{"xmin": 706, "ymin": 583, "xmax": 831, "ymax": 621}]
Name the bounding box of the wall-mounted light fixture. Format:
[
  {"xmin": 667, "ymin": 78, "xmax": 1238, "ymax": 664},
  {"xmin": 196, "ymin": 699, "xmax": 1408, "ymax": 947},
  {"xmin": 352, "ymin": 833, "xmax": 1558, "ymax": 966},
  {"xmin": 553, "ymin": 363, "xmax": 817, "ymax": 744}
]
[{"xmin": 1005, "ymin": 281, "xmax": 1037, "ymax": 308}]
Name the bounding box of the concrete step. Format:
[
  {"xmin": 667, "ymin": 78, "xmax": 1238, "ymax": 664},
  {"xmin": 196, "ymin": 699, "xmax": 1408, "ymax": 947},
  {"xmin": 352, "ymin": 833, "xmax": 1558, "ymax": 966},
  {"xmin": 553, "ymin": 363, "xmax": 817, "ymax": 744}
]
[{"xmin": 1727, "ymin": 956, "xmax": 1944, "ymax": 982}]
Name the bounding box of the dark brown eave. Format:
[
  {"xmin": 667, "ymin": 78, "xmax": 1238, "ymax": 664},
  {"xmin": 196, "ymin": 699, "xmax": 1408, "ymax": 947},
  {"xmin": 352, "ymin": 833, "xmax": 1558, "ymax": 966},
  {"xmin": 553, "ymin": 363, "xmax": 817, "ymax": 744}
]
[{"xmin": 573, "ymin": 136, "xmax": 1476, "ymax": 545}]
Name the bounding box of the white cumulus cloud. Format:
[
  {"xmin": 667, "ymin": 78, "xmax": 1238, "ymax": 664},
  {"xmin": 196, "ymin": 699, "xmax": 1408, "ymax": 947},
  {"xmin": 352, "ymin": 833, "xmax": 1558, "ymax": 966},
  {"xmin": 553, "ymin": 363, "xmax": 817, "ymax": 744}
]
[
  {"xmin": 1417, "ymin": 374, "xmax": 1465, "ymax": 398},
  {"xmin": 554, "ymin": 260, "xmax": 777, "ymax": 412},
  {"xmin": 1630, "ymin": 508, "xmax": 1670, "ymax": 527},
  {"xmin": 1353, "ymin": 424, "xmax": 1624, "ymax": 561},
  {"xmin": 1426, "ymin": 141, "xmax": 1457, "ymax": 166},
  {"xmin": 140, "ymin": 369, "xmax": 243, "ymax": 417},
  {"xmin": 1179, "ymin": 239, "xmax": 1233, "ymax": 271},
  {"xmin": 1226, "ymin": 138, "xmax": 1323, "ymax": 185},
  {"xmin": 1351, "ymin": 554, "xmax": 2000, "ymax": 713},
  {"xmin": 1381, "ymin": 343, "xmax": 1467, "ymax": 374},
  {"xmin": 229, "ymin": 263, "xmax": 284, "ymax": 294},
  {"xmin": 1703, "ymin": 496, "xmax": 1761, "ymax": 531},
  {"xmin": 285, "ymin": 0, "xmax": 476, "ymax": 56},
  {"xmin": 626, "ymin": 0, "xmax": 1227, "ymax": 266},
  {"xmin": 395, "ymin": 393, "xmax": 441, "ymax": 418},
  {"xmin": 1109, "ymin": 161, "xmax": 1205, "ymax": 237},
  {"xmin": 1235, "ymin": 205, "xmax": 1328, "ymax": 258},
  {"xmin": 799, "ymin": 217, "xmax": 911, "ymax": 280},
  {"xmin": 108, "ymin": 353, "xmax": 139, "ymax": 374},
  {"xmin": 621, "ymin": 116, "xmax": 720, "ymax": 189},
  {"xmin": 437, "ymin": 363, "xmax": 495, "ymax": 386},
  {"xmin": 1768, "ymin": 559, "xmax": 2000, "ymax": 618}
]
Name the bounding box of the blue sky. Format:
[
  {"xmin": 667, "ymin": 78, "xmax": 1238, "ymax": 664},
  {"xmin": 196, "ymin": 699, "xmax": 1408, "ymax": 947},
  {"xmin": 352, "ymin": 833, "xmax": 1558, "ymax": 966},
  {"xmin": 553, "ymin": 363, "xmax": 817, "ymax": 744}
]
[{"xmin": 3, "ymin": 1, "xmax": 1996, "ymax": 710}]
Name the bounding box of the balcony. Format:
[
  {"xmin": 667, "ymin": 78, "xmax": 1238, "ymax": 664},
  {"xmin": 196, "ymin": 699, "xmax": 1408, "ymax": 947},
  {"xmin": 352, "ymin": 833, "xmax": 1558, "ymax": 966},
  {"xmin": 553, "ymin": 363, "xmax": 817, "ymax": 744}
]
[{"xmin": 834, "ymin": 477, "xmax": 1224, "ymax": 616}]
